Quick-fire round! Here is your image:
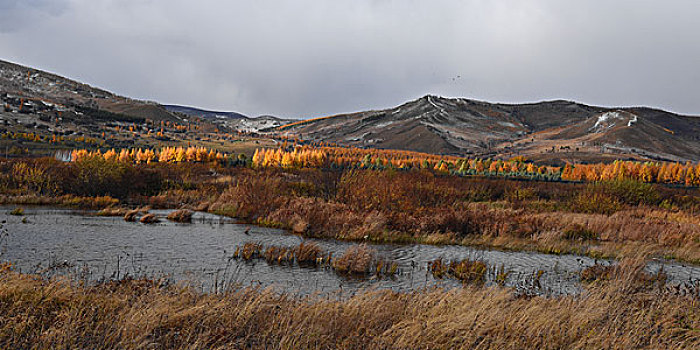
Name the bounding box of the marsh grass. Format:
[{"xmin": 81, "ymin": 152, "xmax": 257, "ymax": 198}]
[
  {"xmin": 97, "ymin": 207, "xmax": 128, "ymax": 216},
  {"xmin": 332, "ymin": 244, "xmax": 376, "ymax": 275},
  {"xmin": 1, "ymin": 259, "xmax": 699, "ymax": 349},
  {"xmin": 123, "ymin": 209, "xmax": 139, "ymax": 222},
  {"xmin": 264, "ymin": 246, "xmax": 295, "ymax": 265},
  {"xmin": 562, "ymin": 223, "xmax": 598, "ymax": 241},
  {"xmin": 580, "ymin": 258, "xmax": 667, "ymax": 287},
  {"xmin": 8, "ymin": 207, "xmax": 23, "ymax": 216},
  {"xmin": 234, "ymin": 242, "xmax": 263, "ymax": 260},
  {"xmin": 429, "ymin": 257, "xmax": 488, "ymax": 284},
  {"xmin": 139, "ymin": 213, "xmax": 159, "ymax": 224},
  {"xmin": 0, "ymin": 194, "xmax": 120, "ymax": 209},
  {"xmin": 234, "ymin": 242, "xmax": 399, "ymax": 277},
  {"xmin": 166, "ymin": 209, "xmax": 193, "ymax": 223},
  {"xmin": 4, "ymin": 159, "xmax": 700, "ymax": 263},
  {"xmin": 294, "ymin": 241, "xmax": 323, "ymax": 265}
]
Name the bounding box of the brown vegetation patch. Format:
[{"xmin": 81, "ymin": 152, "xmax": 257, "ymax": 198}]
[
  {"xmin": 167, "ymin": 209, "xmax": 193, "ymax": 223},
  {"xmin": 294, "ymin": 241, "xmax": 323, "ymax": 265},
  {"xmin": 263, "ymin": 246, "xmax": 294, "ymax": 265},
  {"xmin": 234, "ymin": 242, "xmax": 263, "ymax": 260},
  {"xmin": 96, "ymin": 207, "xmax": 128, "ymax": 217},
  {"xmin": 429, "ymin": 258, "xmax": 488, "ymax": 284},
  {"xmin": 332, "ymin": 244, "xmax": 376, "ymax": 275},
  {"xmin": 139, "ymin": 213, "xmax": 159, "ymax": 224},
  {"xmin": 123, "ymin": 209, "xmax": 139, "ymax": 222}
]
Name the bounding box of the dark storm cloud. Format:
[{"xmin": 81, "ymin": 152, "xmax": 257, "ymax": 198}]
[{"xmin": 0, "ymin": 0, "xmax": 699, "ymax": 118}]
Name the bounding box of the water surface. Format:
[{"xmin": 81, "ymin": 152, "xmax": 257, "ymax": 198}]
[{"xmin": 1, "ymin": 206, "xmax": 698, "ymax": 296}]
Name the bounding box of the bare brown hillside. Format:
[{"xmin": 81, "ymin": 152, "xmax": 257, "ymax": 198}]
[{"xmin": 279, "ymin": 95, "xmax": 700, "ymax": 163}]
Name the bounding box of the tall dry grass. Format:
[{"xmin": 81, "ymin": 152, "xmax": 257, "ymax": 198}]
[
  {"xmin": 202, "ymin": 169, "xmax": 700, "ymax": 262},
  {"xmin": 0, "ymin": 260, "xmax": 698, "ymax": 349},
  {"xmin": 332, "ymin": 244, "xmax": 377, "ymax": 274}
]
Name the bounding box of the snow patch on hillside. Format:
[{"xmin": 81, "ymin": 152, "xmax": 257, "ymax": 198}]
[
  {"xmin": 426, "ymin": 96, "xmax": 447, "ymax": 116},
  {"xmin": 589, "ymin": 111, "xmax": 638, "ymax": 133},
  {"xmin": 588, "ymin": 111, "xmax": 639, "ymax": 133},
  {"xmin": 231, "ymin": 117, "xmax": 287, "ymax": 133},
  {"xmin": 594, "ymin": 112, "xmax": 621, "ymax": 128}
]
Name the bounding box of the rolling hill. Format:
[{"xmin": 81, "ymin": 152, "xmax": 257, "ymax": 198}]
[
  {"xmin": 277, "ymin": 95, "xmax": 700, "ymax": 163},
  {"xmin": 0, "ymin": 59, "xmax": 282, "ymax": 154},
  {"xmin": 3, "ymin": 58, "xmax": 699, "ymax": 163},
  {"xmin": 0, "ymin": 59, "xmax": 185, "ymax": 123},
  {"xmin": 0, "ymin": 59, "xmax": 292, "ymax": 138},
  {"xmin": 163, "ymin": 105, "xmax": 293, "ymax": 133}
]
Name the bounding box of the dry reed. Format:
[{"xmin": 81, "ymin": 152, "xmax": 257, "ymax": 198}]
[
  {"xmin": 429, "ymin": 258, "xmax": 488, "ymax": 284},
  {"xmin": 0, "ymin": 260, "xmax": 698, "ymax": 349},
  {"xmin": 332, "ymin": 244, "xmax": 376, "ymax": 274},
  {"xmin": 97, "ymin": 207, "xmax": 128, "ymax": 217},
  {"xmin": 139, "ymin": 213, "xmax": 159, "ymax": 224},
  {"xmin": 294, "ymin": 241, "xmax": 323, "ymax": 265},
  {"xmin": 124, "ymin": 209, "xmax": 139, "ymax": 222},
  {"xmin": 166, "ymin": 209, "xmax": 193, "ymax": 223}
]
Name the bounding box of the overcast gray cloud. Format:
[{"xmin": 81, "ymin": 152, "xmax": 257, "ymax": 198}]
[{"xmin": 0, "ymin": 0, "xmax": 699, "ymax": 118}]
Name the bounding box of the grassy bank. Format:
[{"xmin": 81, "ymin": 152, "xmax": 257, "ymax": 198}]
[
  {"xmin": 3, "ymin": 157, "xmax": 700, "ymax": 263},
  {"xmin": 0, "ymin": 260, "xmax": 697, "ymax": 349},
  {"xmin": 202, "ymin": 169, "xmax": 700, "ymax": 263}
]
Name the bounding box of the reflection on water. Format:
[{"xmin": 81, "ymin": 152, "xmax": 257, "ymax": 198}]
[{"xmin": 1, "ymin": 206, "xmax": 699, "ymax": 296}]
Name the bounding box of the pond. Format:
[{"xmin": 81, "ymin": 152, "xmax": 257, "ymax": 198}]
[{"xmin": 1, "ymin": 206, "xmax": 699, "ymax": 296}]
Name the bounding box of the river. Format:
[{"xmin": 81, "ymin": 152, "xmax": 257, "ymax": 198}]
[{"xmin": 1, "ymin": 206, "xmax": 698, "ymax": 296}]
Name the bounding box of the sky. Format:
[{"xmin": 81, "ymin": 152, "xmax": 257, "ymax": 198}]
[{"xmin": 1, "ymin": 0, "xmax": 699, "ymax": 119}]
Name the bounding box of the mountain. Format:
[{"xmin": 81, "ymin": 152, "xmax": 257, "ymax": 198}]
[
  {"xmin": 0, "ymin": 59, "xmax": 291, "ymax": 140},
  {"xmin": 164, "ymin": 105, "xmax": 294, "ymax": 133},
  {"xmin": 277, "ymin": 95, "xmax": 700, "ymax": 163},
  {"xmin": 0, "ymin": 59, "xmax": 292, "ymax": 154},
  {"xmin": 4, "ymin": 58, "xmax": 699, "ymax": 163},
  {"xmin": 163, "ymin": 105, "xmax": 248, "ymax": 120},
  {"xmin": 0, "ymin": 59, "xmax": 183, "ymax": 123}
]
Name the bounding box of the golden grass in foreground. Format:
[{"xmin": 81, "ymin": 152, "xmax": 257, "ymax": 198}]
[{"xmin": 0, "ymin": 260, "xmax": 698, "ymax": 349}]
